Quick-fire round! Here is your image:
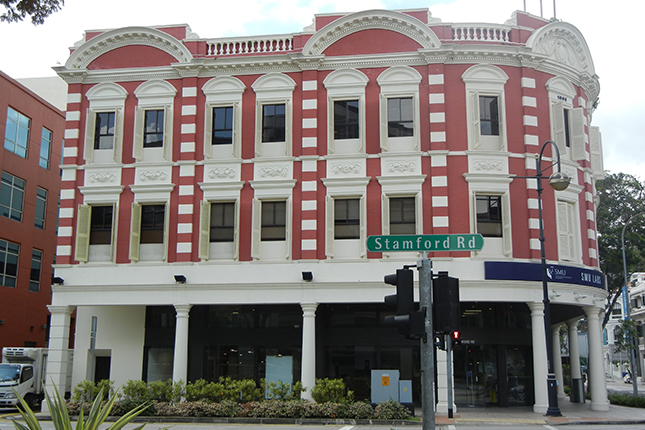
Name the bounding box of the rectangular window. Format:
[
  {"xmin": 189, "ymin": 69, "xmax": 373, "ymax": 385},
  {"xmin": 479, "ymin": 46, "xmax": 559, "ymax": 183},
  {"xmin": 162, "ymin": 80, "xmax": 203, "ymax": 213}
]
[
  {"xmin": 563, "ymin": 108, "xmax": 571, "ymax": 148},
  {"xmin": 90, "ymin": 205, "xmax": 113, "ymax": 245},
  {"xmin": 29, "ymin": 249, "xmax": 42, "ymax": 292},
  {"xmin": 39, "ymin": 128, "xmax": 52, "ymax": 169},
  {"xmin": 334, "ymin": 100, "xmax": 359, "ymax": 140},
  {"xmin": 390, "ymin": 197, "xmax": 415, "ymax": 234},
  {"xmin": 261, "ymin": 104, "xmax": 286, "ymax": 143},
  {"xmin": 476, "ymin": 195, "xmax": 502, "ymax": 237},
  {"xmin": 387, "ymin": 97, "xmax": 413, "ymax": 137},
  {"xmin": 212, "ymin": 107, "xmax": 234, "ymax": 145},
  {"xmin": 0, "ymin": 239, "xmax": 19, "ymax": 288},
  {"xmin": 94, "ymin": 112, "xmax": 115, "ymax": 150},
  {"xmin": 0, "ymin": 171, "xmax": 25, "ymax": 222},
  {"xmin": 4, "ymin": 107, "xmax": 30, "ymax": 158},
  {"xmin": 144, "ymin": 110, "xmax": 164, "ymax": 148},
  {"xmin": 334, "ymin": 198, "xmax": 360, "ymax": 239},
  {"xmin": 141, "ymin": 205, "xmax": 165, "ymax": 244},
  {"xmin": 34, "ymin": 187, "xmax": 47, "ymax": 230},
  {"xmin": 210, "ymin": 202, "xmax": 235, "ymax": 242},
  {"xmin": 261, "ymin": 201, "xmax": 286, "ymax": 241},
  {"xmin": 479, "ymin": 96, "xmax": 499, "ymax": 136}
]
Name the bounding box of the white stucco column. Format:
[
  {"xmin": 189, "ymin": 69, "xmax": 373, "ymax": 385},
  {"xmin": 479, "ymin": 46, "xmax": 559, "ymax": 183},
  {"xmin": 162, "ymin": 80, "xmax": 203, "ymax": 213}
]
[
  {"xmin": 172, "ymin": 304, "xmax": 192, "ymax": 383},
  {"xmin": 528, "ymin": 302, "xmax": 548, "ymax": 413},
  {"xmin": 584, "ymin": 306, "xmax": 609, "ymax": 411},
  {"xmin": 44, "ymin": 305, "xmax": 74, "ymax": 411},
  {"xmin": 300, "ymin": 303, "xmax": 318, "ymax": 400},
  {"xmin": 566, "ymin": 318, "xmax": 582, "ymax": 380},
  {"xmin": 552, "ymin": 325, "xmax": 565, "ymax": 398}
]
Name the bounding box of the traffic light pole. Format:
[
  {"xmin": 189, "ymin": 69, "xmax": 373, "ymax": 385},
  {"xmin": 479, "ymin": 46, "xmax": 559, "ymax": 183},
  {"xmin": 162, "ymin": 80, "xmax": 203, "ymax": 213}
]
[
  {"xmin": 445, "ymin": 333, "xmax": 454, "ymax": 419},
  {"xmin": 418, "ymin": 255, "xmax": 435, "ymax": 430}
]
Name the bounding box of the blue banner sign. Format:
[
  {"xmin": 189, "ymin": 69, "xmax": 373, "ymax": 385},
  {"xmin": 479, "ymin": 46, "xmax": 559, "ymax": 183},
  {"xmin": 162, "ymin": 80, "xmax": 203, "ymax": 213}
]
[{"xmin": 484, "ymin": 261, "xmax": 605, "ymax": 289}]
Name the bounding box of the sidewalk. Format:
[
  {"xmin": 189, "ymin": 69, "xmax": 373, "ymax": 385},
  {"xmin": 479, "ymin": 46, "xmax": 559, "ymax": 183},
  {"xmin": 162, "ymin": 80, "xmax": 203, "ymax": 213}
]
[{"xmin": 434, "ymin": 396, "xmax": 645, "ymax": 427}]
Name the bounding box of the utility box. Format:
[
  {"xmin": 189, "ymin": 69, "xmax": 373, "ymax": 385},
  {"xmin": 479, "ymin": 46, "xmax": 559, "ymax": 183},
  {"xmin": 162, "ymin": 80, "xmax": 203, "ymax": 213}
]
[
  {"xmin": 371, "ymin": 369, "xmax": 399, "ymax": 403},
  {"xmin": 399, "ymin": 380, "xmax": 412, "ymax": 403}
]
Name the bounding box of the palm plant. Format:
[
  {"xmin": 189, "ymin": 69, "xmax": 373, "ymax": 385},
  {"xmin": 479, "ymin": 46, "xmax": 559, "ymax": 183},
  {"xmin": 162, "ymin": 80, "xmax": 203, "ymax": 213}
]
[{"xmin": 12, "ymin": 384, "xmax": 150, "ymax": 430}]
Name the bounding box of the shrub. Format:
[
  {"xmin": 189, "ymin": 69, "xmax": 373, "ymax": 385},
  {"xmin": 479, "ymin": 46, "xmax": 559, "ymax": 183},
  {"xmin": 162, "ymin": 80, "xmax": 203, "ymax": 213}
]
[
  {"xmin": 265, "ymin": 380, "xmax": 305, "ymax": 400},
  {"xmin": 155, "ymin": 400, "xmax": 242, "ymax": 417},
  {"xmin": 609, "ymin": 393, "xmax": 645, "ymax": 408},
  {"xmin": 148, "ymin": 379, "xmax": 184, "ymax": 403},
  {"xmin": 120, "ymin": 379, "xmax": 152, "ymax": 404},
  {"xmin": 72, "ymin": 379, "xmax": 114, "ymax": 402},
  {"xmin": 311, "ymin": 378, "xmax": 354, "ymax": 403},
  {"xmin": 373, "ymin": 399, "xmax": 411, "ymax": 420}
]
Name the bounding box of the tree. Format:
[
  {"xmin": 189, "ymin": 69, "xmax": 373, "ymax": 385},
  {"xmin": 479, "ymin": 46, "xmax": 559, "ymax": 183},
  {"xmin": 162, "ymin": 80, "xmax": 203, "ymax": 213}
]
[
  {"xmin": 1, "ymin": 0, "xmax": 63, "ymax": 25},
  {"xmin": 613, "ymin": 319, "xmax": 639, "ymax": 354},
  {"xmin": 596, "ymin": 172, "xmax": 645, "ymax": 327}
]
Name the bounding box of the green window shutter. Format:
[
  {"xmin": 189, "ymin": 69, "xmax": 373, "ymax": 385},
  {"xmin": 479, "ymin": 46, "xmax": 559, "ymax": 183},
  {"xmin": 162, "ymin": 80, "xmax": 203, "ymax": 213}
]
[
  {"xmin": 129, "ymin": 203, "xmax": 142, "ymax": 262},
  {"xmin": 571, "ymin": 107, "xmax": 586, "ymax": 161},
  {"xmin": 84, "ymin": 109, "xmax": 96, "ymax": 163},
  {"xmin": 198, "ymin": 200, "xmax": 211, "ymax": 261},
  {"xmin": 74, "ymin": 205, "xmax": 91, "ymax": 262},
  {"xmin": 132, "ymin": 106, "xmax": 144, "ymax": 161}
]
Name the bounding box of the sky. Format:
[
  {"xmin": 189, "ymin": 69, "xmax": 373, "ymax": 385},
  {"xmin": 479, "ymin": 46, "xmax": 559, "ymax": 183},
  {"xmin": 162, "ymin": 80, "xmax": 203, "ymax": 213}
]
[{"xmin": 0, "ymin": 0, "xmax": 643, "ymax": 178}]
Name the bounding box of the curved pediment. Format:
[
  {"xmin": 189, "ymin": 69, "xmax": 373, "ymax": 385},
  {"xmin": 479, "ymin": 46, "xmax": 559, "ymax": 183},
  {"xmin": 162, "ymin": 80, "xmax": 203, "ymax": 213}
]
[
  {"xmin": 65, "ymin": 26, "xmax": 193, "ymax": 70},
  {"xmin": 526, "ymin": 21, "xmax": 595, "ymax": 76},
  {"xmin": 302, "ymin": 9, "xmax": 441, "ymax": 56}
]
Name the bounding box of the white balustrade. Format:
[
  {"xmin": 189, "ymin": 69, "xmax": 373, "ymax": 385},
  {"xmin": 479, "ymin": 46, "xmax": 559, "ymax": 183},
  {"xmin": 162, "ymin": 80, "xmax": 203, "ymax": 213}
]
[
  {"xmin": 206, "ymin": 35, "xmax": 294, "ymax": 56},
  {"xmin": 451, "ymin": 25, "xmax": 511, "ymax": 43}
]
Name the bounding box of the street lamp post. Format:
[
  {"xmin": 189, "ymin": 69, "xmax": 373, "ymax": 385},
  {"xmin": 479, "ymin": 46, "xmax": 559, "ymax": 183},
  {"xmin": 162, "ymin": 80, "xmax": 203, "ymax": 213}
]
[
  {"xmin": 514, "ymin": 140, "xmax": 570, "ymax": 416},
  {"xmin": 621, "ymin": 212, "xmax": 645, "ymax": 397}
]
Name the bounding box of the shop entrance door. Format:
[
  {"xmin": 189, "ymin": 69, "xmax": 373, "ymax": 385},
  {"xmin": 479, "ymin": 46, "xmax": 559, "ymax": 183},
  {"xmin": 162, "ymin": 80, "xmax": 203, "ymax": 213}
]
[
  {"xmin": 453, "ymin": 344, "xmax": 533, "ymax": 407},
  {"xmin": 453, "ymin": 345, "xmax": 499, "ymax": 407}
]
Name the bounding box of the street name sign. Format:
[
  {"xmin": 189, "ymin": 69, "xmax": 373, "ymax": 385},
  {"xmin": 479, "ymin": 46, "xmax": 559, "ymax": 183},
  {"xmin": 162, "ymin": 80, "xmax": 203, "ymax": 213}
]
[{"xmin": 366, "ymin": 234, "xmax": 484, "ymax": 252}]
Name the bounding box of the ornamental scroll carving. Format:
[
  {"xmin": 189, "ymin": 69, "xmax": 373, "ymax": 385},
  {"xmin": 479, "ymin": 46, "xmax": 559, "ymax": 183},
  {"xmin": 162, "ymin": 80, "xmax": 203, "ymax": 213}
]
[
  {"xmin": 208, "ymin": 168, "xmax": 236, "ymax": 179},
  {"xmin": 472, "ymin": 160, "xmax": 504, "ymax": 172},
  {"xmin": 258, "ymin": 166, "xmax": 289, "ymax": 178},
  {"xmin": 88, "ymin": 172, "xmax": 117, "ymax": 183},
  {"xmin": 385, "ymin": 161, "xmax": 416, "ymax": 174},
  {"xmin": 331, "ymin": 163, "xmax": 361, "ymax": 175},
  {"xmin": 138, "ymin": 170, "xmax": 168, "ymax": 182}
]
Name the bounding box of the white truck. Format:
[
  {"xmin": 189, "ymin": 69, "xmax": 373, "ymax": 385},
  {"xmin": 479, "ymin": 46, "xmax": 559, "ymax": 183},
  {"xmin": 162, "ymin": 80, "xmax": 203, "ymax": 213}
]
[{"xmin": 0, "ymin": 347, "xmax": 72, "ymax": 409}]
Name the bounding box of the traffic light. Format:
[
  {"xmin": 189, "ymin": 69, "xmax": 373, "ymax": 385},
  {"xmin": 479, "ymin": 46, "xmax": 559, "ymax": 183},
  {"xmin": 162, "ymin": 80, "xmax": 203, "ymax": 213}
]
[
  {"xmin": 384, "ymin": 268, "xmax": 425, "ymax": 339},
  {"xmin": 433, "ymin": 272, "xmax": 460, "ymax": 334},
  {"xmin": 434, "ymin": 333, "xmax": 446, "ymax": 350},
  {"xmin": 451, "ymin": 331, "xmax": 461, "ymax": 347}
]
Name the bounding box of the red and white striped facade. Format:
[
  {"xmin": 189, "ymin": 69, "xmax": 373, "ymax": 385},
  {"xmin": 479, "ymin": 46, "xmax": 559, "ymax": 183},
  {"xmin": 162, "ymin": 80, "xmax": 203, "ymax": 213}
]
[{"xmin": 49, "ymin": 9, "xmax": 609, "ymax": 413}]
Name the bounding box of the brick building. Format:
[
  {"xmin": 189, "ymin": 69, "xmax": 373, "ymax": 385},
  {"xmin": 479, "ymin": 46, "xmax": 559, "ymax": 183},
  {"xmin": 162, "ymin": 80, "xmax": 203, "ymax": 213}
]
[
  {"xmin": 0, "ymin": 71, "xmax": 64, "ymax": 349},
  {"xmin": 49, "ymin": 8, "xmax": 608, "ymax": 412}
]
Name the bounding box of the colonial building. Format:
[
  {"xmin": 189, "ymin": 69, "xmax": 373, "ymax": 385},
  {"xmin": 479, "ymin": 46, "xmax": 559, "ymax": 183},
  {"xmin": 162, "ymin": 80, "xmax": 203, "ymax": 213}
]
[
  {"xmin": 0, "ymin": 70, "xmax": 64, "ymax": 349},
  {"xmin": 49, "ymin": 8, "xmax": 608, "ymax": 412}
]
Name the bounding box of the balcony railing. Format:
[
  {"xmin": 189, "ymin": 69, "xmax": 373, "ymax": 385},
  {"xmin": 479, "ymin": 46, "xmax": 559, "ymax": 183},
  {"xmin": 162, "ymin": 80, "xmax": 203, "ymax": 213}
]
[
  {"xmin": 450, "ymin": 24, "xmax": 511, "ymax": 43},
  {"xmin": 206, "ymin": 35, "xmax": 294, "ymax": 56}
]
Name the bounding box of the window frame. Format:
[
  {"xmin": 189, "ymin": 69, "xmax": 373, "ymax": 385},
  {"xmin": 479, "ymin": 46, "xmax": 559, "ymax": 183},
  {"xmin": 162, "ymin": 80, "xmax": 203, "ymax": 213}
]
[
  {"xmin": 211, "ymin": 106, "xmax": 234, "ymax": 145},
  {"xmin": 129, "ymin": 201, "xmax": 169, "ymax": 262},
  {"xmin": 462, "ymin": 65, "xmax": 509, "ymax": 151},
  {"xmin": 84, "ymin": 82, "xmax": 127, "ymax": 164},
  {"xmin": 476, "ymin": 195, "xmax": 503, "ymax": 238},
  {"xmin": 334, "ymin": 198, "xmax": 361, "ymax": 240},
  {"xmin": 251, "ymin": 73, "xmax": 295, "ymax": 158},
  {"xmin": 34, "ymin": 187, "xmax": 47, "ymax": 230},
  {"xmin": 0, "ymin": 171, "xmax": 25, "ymax": 222},
  {"xmin": 202, "ymin": 76, "xmax": 246, "ymax": 160},
  {"xmin": 556, "ymin": 198, "xmax": 581, "ymax": 263},
  {"xmin": 29, "ymin": 249, "xmax": 43, "ymax": 292},
  {"xmin": 4, "ymin": 107, "xmax": 30, "ymax": 158},
  {"xmin": 377, "ymin": 66, "xmax": 422, "ymax": 152},
  {"xmin": 93, "ymin": 111, "xmax": 116, "ymax": 150},
  {"xmin": 39, "ymin": 127, "xmax": 52, "ymax": 169},
  {"xmin": 0, "ymin": 239, "xmax": 19, "ymax": 288},
  {"xmin": 143, "ymin": 109, "xmax": 165, "ymax": 148},
  {"xmin": 333, "ymin": 99, "xmax": 360, "ymax": 140},
  {"xmin": 209, "ymin": 201, "xmax": 236, "ymax": 243},
  {"xmin": 261, "ymin": 103, "xmax": 286, "ymax": 143},
  {"xmin": 260, "ymin": 200, "xmax": 287, "ymax": 241},
  {"xmin": 388, "ymin": 196, "xmax": 416, "ymax": 235},
  {"xmin": 469, "ymin": 188, "xmax": 512, "ymax": 257},
  {"xmin": 387, "ymin": 97, "xmax": 415, "ymax": 138},
  {"xmin": 132, "ymin": 80, "xmax": 176, "ymax": 162},
  {"xmin": 478, "ymin": 95, "xmax": 500, "ymax": 137}
]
